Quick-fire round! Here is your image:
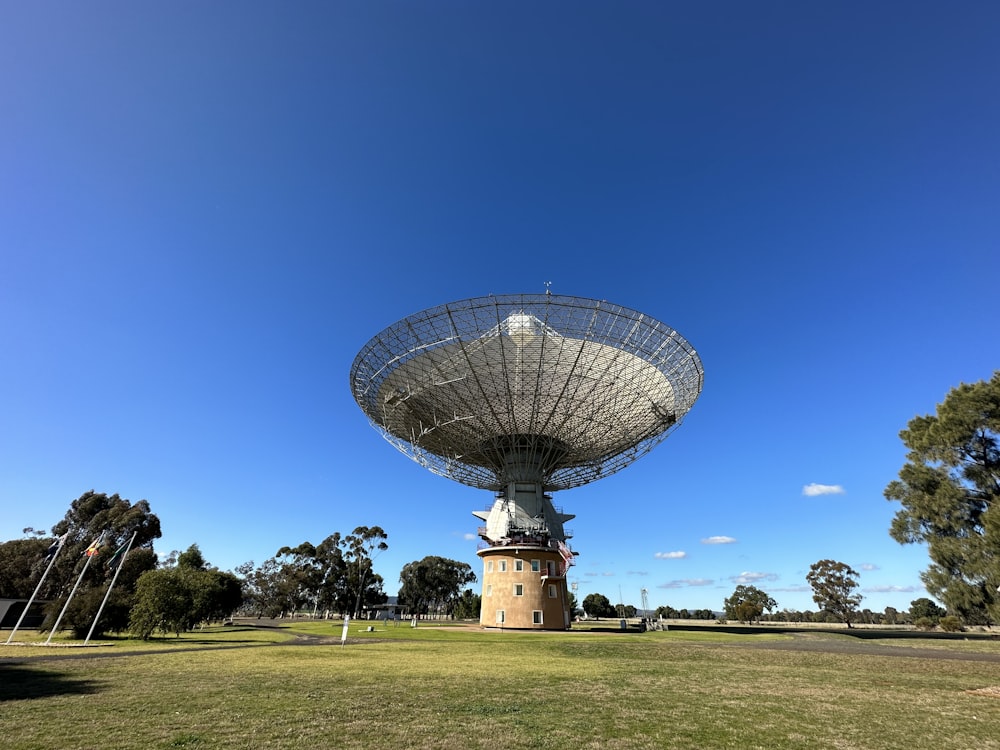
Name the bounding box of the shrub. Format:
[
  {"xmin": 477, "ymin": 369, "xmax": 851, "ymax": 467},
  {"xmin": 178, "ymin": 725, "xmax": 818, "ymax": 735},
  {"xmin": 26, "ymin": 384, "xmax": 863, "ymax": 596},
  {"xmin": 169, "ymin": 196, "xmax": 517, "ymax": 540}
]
[
  {"xmin": 913, "ymin": 617, "xmax": 936, "ymax": 631},
  {"xmin": 938, "ymin": 615, "xmax": 964, "ymax": 633}
]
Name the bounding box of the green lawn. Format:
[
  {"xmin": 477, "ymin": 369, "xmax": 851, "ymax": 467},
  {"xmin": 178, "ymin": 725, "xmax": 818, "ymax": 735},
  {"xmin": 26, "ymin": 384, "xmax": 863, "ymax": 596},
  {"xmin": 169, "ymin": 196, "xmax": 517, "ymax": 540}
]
[{"xmin": 2, "ymin": 622, "xmax": 998, "ymax": 750}]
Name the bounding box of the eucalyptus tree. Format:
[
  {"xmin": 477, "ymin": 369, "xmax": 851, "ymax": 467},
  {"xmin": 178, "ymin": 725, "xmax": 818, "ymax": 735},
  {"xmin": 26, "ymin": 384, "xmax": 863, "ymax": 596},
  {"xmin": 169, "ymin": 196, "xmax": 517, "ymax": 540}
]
[
  {"xmin": 451, "ymin": 589, "xmax": 482, "ymax": 620},
  {"xmin": 397, "ymin": 555, "xmax": 476, "ymax": 616},
  {"xmin": 566, "ymin": 590, "xmax": 579, "ymax": 618},
  {"xmin": 344, "ymin": 526, "xmax": 389, "ymax": 618},
  {"xmin": 0, "ymin": 531, "xmax": 51, "ymax": 599},
  {"xmin": 42, "ymin": 491, "xmax": 161, "ymax": 602},
  {"xmin": 909, "ymin": 597, "xmax": 946, "ymax": 624},
  {"xmin": 236, "ymin": 557, "xmax": 296, "ymax": 618},
  {"xmin": 275, "ymin": 533, "xmax": 349, "ymax": 614},
  {"xmin": 242, "ymin": 528, "xmax": 388, "ymax": 618},
  {"xmin": 582, "ymin": 592, "xmax": 616, "ymax": 619},
  {"xmin": 806, "ymin": 559, "xmax": 862, "ymax": 627},
  {"xmin": 723, "ymin": 585, "xmax": 777, "ymax": 624}
]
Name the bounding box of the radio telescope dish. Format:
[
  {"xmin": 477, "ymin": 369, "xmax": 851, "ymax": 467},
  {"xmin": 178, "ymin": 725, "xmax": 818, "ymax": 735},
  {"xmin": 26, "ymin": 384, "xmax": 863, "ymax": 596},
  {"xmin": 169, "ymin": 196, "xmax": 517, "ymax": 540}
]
[
  {"xmin": 351, "ymin": 293, "xmax": 702, "ymax": 490},
  {"xmin": 351, "ymin": 293, "xmax": 703, "ymax": 629}
]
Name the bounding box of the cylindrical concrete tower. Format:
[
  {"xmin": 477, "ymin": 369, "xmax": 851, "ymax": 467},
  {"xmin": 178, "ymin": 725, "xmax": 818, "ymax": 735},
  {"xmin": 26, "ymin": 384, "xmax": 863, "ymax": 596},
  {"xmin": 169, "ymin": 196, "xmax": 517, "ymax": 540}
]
[{"xmin": 351, "ymin": 293, "xmax": 703, "ymax": 629}]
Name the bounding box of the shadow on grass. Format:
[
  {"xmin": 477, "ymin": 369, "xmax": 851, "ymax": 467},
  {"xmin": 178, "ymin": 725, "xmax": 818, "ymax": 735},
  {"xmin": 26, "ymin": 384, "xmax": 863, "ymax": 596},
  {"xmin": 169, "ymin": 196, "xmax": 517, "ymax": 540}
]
[
  {"xmin": 138, "ymin": 638, "xmax": 277, "ymax": 646},
  {"xmin": 106, "ymin": 625, "xmax": 277, "ymax": 637},
  {"xmin": 0, "ymin": 664, "xmax": 100, "ymax": 701}
]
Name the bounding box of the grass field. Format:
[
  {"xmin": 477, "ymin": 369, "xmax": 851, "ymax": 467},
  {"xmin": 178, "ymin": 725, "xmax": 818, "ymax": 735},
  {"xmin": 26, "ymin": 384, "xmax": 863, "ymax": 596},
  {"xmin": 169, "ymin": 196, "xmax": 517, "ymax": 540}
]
[{"xmin": 2, "ymin": 621, "xmax": 999, "ymax": 750}]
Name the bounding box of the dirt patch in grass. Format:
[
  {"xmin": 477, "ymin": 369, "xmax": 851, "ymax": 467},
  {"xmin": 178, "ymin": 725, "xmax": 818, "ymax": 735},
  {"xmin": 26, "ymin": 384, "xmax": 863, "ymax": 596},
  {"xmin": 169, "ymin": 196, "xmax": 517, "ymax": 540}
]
[{"xmin": 967, "ymin": 686, "xmax": 1000, "ymax": 698}]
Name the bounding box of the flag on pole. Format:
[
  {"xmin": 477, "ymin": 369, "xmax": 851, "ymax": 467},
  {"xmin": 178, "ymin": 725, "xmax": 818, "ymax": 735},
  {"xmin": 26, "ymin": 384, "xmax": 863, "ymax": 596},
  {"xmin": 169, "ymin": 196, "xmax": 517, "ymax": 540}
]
[
  {"xmin": 45, "ymin": 533, "xmax": 69, "ymax": 560},
  {"xmin": 47, "ymin": 530, "xmax": 106, "ymax": 645},
  {"xmin": 105, "ymin": 538, "xmax": 131, "ymax": 567},
  {"xmin": 86, "ymin": 531, "xmax": 137, "ymax": 645},
  {"xmin": 8, "ymin": 530, "xmax": 69, "ymax": 644},
  {"xmin": 85, "ymin": 535, "xmax": 103, "ymax": 557}
]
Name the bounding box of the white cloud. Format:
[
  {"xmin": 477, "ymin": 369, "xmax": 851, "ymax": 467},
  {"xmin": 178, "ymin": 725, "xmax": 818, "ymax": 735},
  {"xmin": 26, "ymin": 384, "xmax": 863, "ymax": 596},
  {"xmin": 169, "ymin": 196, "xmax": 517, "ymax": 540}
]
[
  {"xmin": 655, "ymin": 551, "xmax": 687, "ymax": 559},
  {"xmin": 731, "ymin": 571, "xmax": 779, "ymax": 584},
  {"xmin": 462, "ymin": 533, "xmax": 477, "ymax": 541},
  {"xmin": 657, "ymin": 578, "xmax": 714, "ymax": 589},
  {"xmin": 860, "ymin": 563, "xmax": 879, "ymax": 571},
  {"xmin": 701, "ymin": 536, "xmax": 736, "ymax": 545},
  {"xmin": 863, "ymin": 585, "xmax": 922, "ymax": 593},
  {"xmin": 154, "ymin": 540, "xmax": 174, "ymax": 557},
  {"xmin": 803, "ymin": 483, "xmax": 846, "ymax": 496}
]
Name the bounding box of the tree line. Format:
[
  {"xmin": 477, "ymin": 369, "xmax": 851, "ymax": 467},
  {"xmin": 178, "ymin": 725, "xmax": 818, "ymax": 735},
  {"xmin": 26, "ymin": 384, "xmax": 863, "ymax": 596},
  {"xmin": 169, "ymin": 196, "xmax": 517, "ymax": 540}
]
[
  {"xmin": 235, "ymin": 526, "xmax": 391, "ymax": 619},
  {"xmin": 580, "ymin": 559, "xmax": 864, "ymax": 626},
  {"xmin": 587, "ymin": 560, "xmax": 975, "ymax": 632},
  {"xmin": 583, "ymin": 588, "xmax": 957, "ymax": 630},
  {"xmin": 1, "ymin": 492, "xmax": 477, "ymax": 639}
]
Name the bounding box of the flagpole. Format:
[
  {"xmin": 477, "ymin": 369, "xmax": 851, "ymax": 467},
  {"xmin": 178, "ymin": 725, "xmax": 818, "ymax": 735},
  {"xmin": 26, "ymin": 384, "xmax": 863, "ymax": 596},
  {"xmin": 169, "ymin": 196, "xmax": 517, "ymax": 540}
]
[
  {"xmin": 85, "ymin": 531, "xmax": 137, "ymax": 645},
  {"xmin": 5, "ymin": 535, "xmax": 67, "ymax": 645},
  {"xmin": 46, "ymin": 531, "xmax": 104, "ymax": 645}
]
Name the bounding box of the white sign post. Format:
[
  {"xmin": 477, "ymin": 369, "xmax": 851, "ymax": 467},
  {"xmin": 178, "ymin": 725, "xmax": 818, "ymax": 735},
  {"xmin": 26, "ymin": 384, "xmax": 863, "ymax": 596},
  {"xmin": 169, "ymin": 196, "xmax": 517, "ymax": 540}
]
[{"xmin": 340, "ymin": 615, "xmax": 350, "ymax": 647}]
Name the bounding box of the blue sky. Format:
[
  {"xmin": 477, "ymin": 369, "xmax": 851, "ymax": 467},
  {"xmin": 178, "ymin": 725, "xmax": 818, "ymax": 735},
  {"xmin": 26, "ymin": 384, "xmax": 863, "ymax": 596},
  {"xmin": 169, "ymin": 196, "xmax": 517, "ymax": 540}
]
[{"xmin": 2, "ymin": 2, "xmax": 997, "ymax": 614}]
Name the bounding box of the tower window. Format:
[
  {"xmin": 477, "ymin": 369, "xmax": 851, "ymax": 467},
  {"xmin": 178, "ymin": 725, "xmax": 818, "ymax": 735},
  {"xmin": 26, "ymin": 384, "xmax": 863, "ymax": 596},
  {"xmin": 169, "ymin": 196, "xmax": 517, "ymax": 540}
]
[
  {"xmin": 496, "ymin": 610, "xmax": 505, "ymax": 624},
  {"xmin": 514, "ymin": 584, "xmax": 524, "ymax": 596},
  {"xmin": 486, "ymin": 584, "xmax": 492, "ymax": 597},
  {"xmin": 530, "ymin": 560, "xmax": 540, "ymax": 572},
  {"xmin": 514, "ymin": 559, "xmax": 523, "ymax": 571},
  {"xmin": 499, "ymin": 560, "xmax": 507, "ymax": 573},
  {"xmin": 532, "ymin": 611, "xmax": 543, "ymax": 624},
  {"xmin": 548, "ymin": 584, "xmax": 557, "ymax": 598}
]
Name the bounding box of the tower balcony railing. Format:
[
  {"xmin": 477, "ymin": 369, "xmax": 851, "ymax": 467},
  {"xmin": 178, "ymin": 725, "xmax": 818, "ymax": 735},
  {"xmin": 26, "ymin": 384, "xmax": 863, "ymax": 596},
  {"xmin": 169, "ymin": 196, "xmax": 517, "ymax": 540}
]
[
  {"xmin": 477, "ymin": 531, "xmax": 550, "ymax": 548},
  {"xmin": 474, "ymin": 526, "xmax": 573, "ymax": 539},
  {"xmin": 481, "ymin": 502, "xmax": 567, "ymax": 516},
  {"xmin": 540, "ymin": 563, "xmax": 571, "ymax": 581},
  {"xmin": 477, "ymin": 533, "xmax": 576, "ymax": 553}
]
